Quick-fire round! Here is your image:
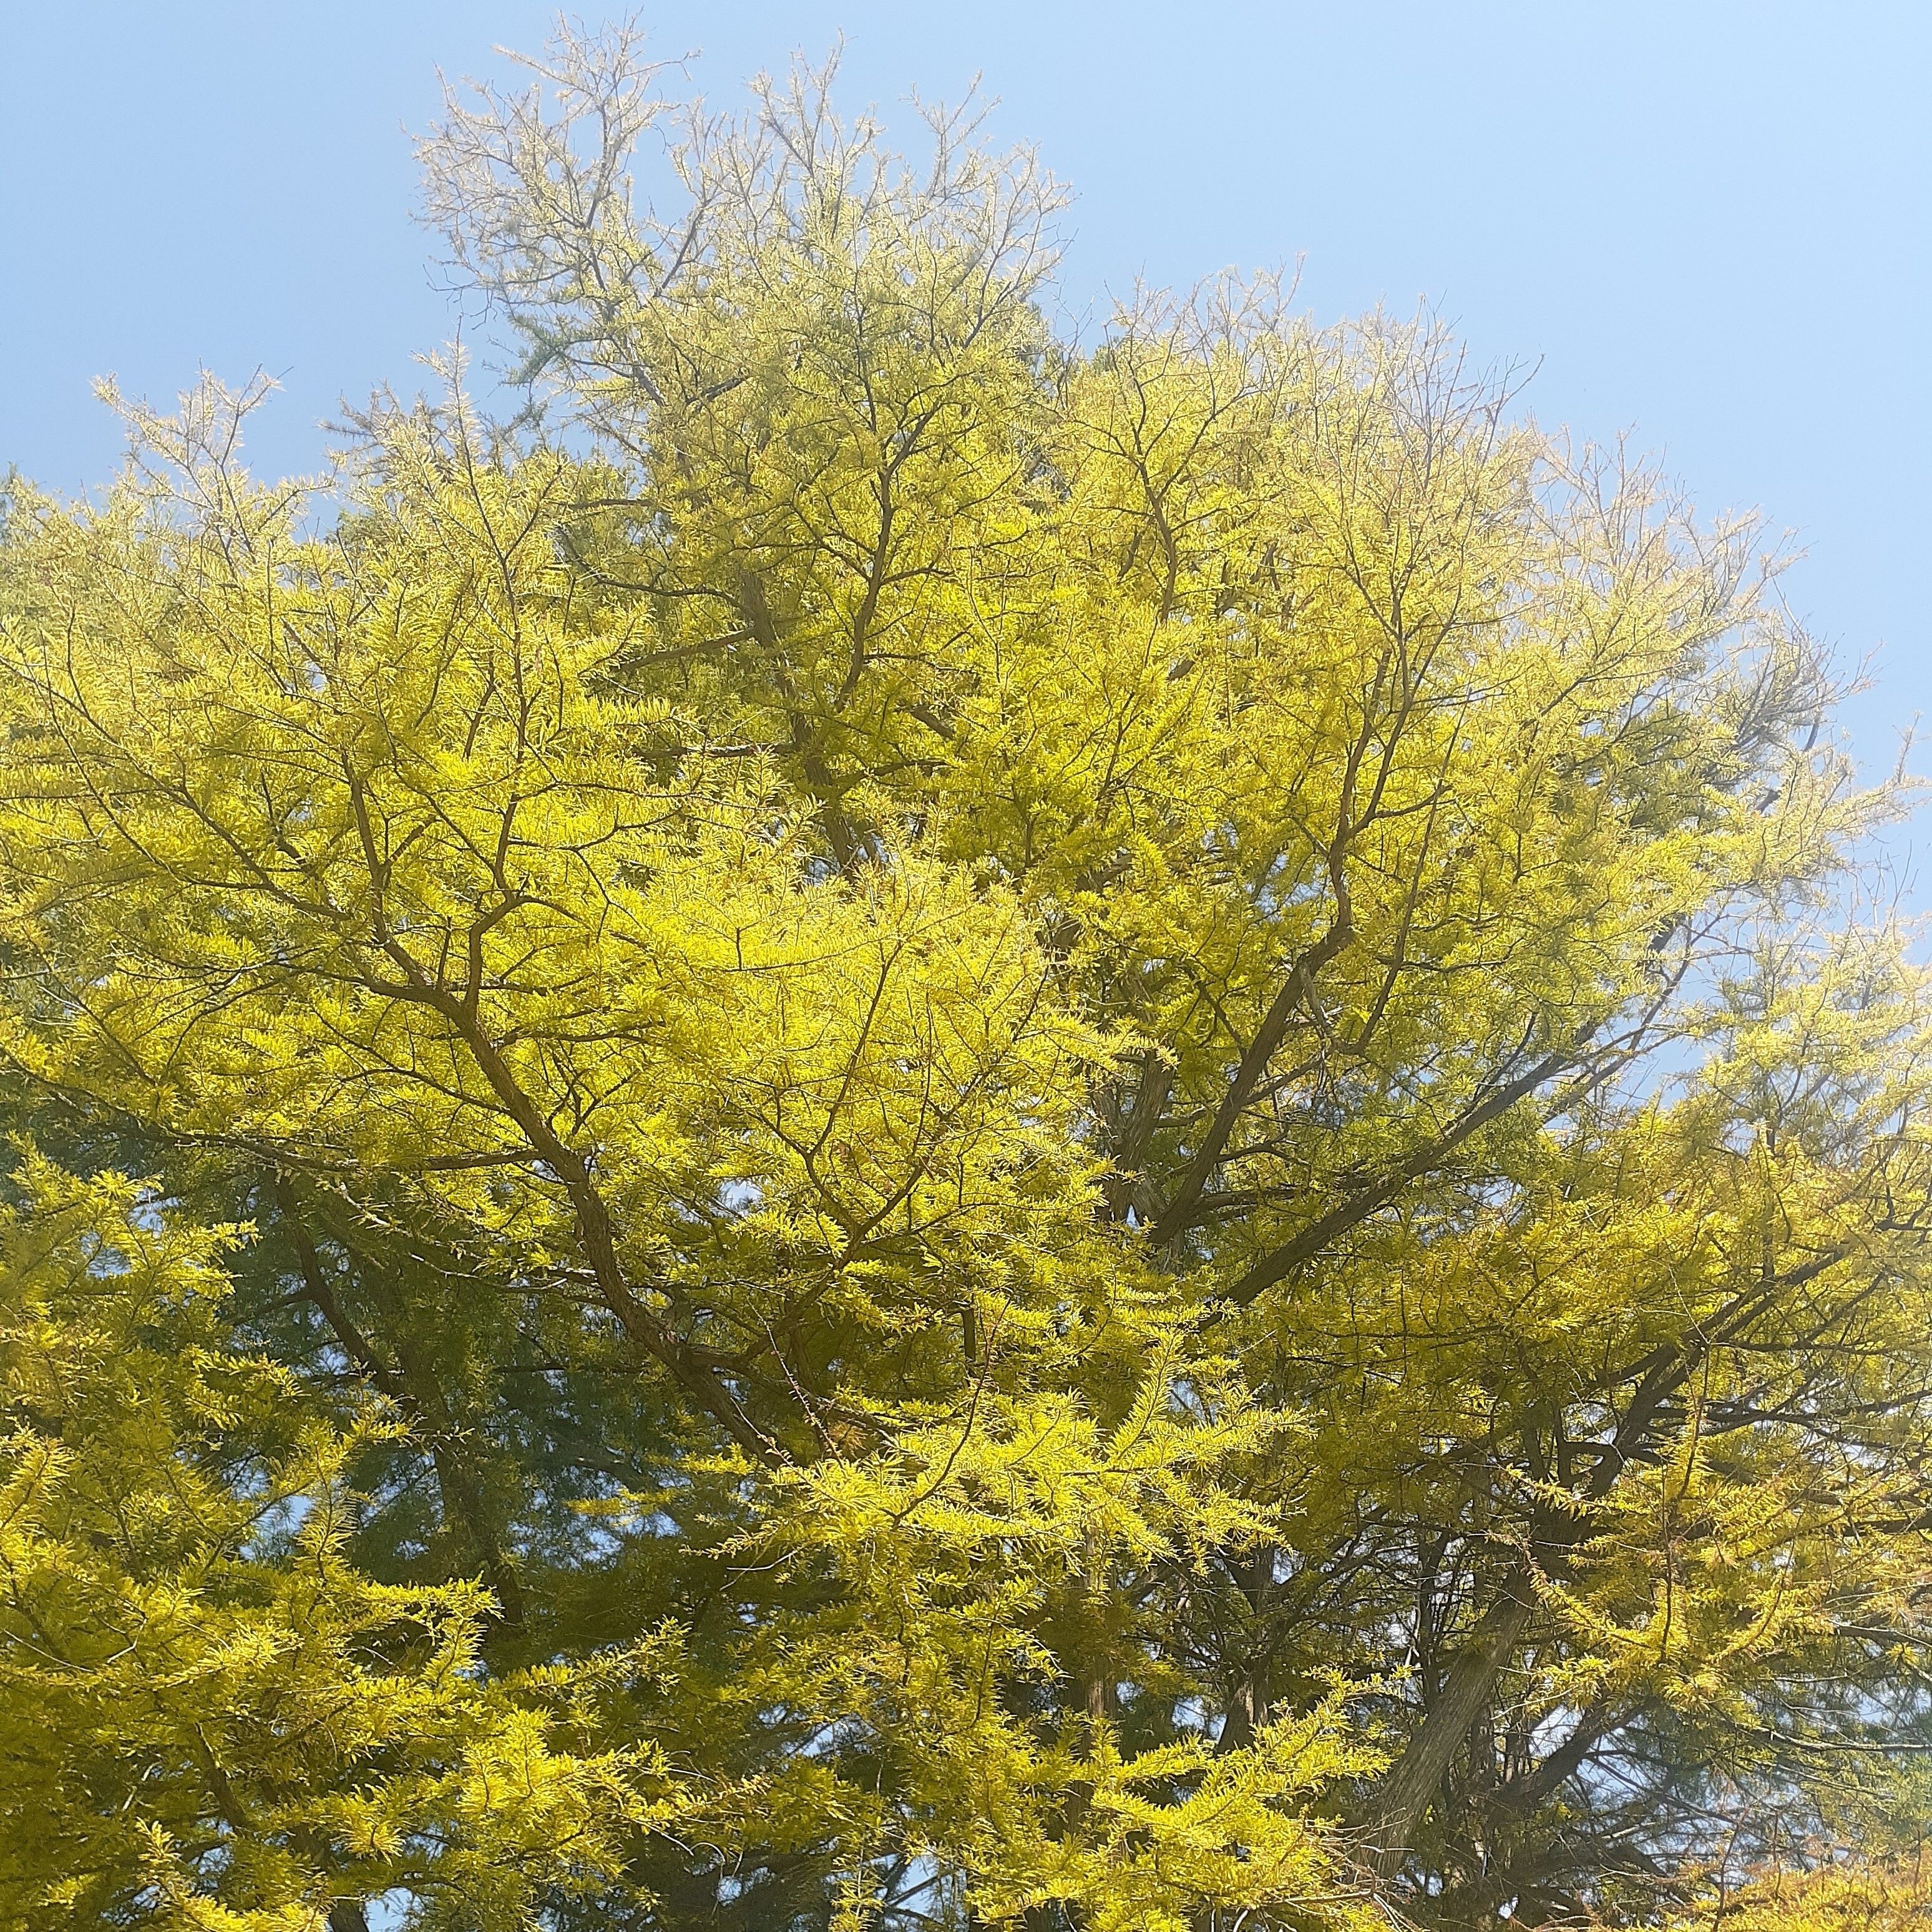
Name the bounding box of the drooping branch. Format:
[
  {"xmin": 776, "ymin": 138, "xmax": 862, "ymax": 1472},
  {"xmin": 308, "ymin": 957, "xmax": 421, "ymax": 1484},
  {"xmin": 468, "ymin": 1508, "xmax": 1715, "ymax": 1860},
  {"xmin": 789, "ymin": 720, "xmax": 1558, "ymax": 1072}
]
[{"xmin": 272, "ymin": 1173, "xmax": 528, "ymax": 1631}]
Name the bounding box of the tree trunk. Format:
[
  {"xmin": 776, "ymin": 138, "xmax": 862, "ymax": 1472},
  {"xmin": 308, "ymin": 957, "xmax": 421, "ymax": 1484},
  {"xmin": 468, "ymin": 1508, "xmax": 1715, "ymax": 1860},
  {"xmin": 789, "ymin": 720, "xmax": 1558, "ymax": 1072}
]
[{"xmin": 1369, "ymin": 1583, "xmax": 1535, "ymax": 1875}]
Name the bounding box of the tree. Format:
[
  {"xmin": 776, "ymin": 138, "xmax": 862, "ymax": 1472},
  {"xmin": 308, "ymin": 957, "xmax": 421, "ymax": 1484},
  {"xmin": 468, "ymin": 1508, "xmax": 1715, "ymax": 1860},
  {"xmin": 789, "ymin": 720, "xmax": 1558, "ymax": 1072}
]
[{"xmin": 1, "ymin": 22, "xmax": 1928, "ymax": 1930}]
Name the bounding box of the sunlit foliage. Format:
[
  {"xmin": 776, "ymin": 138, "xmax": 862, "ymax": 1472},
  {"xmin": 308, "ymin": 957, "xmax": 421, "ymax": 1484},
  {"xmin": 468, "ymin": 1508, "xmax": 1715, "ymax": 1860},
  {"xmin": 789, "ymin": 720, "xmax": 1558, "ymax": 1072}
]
[{"xmin": 1, "ymin": 23, "xmax": 1927, "ymax": 1931}]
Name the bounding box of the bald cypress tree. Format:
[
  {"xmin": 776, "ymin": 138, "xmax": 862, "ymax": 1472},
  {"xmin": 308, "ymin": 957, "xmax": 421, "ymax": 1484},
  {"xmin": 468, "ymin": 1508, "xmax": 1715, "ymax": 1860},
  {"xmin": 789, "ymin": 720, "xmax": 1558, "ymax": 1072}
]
[{"xmin": 2, "ymin": 25, "xmax": 1928, "ymax": 1931}]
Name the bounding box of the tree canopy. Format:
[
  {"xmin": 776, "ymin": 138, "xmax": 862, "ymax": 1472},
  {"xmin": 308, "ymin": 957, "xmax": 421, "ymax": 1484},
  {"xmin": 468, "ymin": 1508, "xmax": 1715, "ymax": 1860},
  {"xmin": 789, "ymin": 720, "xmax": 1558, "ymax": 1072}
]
[{"xmin": 2, "ymin": 23, "xmax": 1928, "ymax": 1932}]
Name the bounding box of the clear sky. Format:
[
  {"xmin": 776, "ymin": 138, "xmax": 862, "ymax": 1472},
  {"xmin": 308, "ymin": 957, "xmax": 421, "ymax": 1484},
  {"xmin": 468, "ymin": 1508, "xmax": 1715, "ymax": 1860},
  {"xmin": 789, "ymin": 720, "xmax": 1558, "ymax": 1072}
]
[{"xmin": 2, "ymin": 2, "xmax": 1927, "ymax": 781}]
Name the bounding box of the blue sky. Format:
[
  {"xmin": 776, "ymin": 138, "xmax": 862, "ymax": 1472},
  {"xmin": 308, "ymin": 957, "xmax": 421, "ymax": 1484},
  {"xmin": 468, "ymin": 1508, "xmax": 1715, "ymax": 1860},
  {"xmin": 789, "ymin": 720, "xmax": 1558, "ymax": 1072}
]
[{"xmin": 2, "ymin": 2, "xmax": 1927, "ymax": 783}]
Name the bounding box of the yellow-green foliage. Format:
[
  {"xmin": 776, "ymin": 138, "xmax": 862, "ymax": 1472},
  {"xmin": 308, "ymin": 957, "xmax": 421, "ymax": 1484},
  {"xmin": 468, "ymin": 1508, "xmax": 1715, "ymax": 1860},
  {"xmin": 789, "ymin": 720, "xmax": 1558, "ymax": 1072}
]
[
  {"xmin": 1682, "ymin": 1859, "xmax": 1932, "ymax": 1932},
  {"xmin": 0, "ymin": 23, "xmax": 1928, "ymax": 1931},
  {"xmin": 0, "ymin": 1158, "xmax": 653, "ymax": 1931}
]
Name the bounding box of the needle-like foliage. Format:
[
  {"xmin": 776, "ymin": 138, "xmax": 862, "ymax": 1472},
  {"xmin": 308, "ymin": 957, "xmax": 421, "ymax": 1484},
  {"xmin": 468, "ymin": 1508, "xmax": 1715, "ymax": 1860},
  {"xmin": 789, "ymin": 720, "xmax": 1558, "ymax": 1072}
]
[{"xmin": 1, "ymin": 23, "xmax": 1928, "ymax": 1931}]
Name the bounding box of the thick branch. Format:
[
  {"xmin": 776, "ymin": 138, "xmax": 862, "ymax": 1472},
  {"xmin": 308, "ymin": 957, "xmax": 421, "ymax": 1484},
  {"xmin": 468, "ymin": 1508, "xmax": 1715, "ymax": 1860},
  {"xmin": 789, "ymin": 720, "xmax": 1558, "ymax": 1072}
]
[
  {"xmin": 370, "ymin": 944, "xmax": 783, "ymax": 1466},
  {"xmin": 1370, "ymin": 1584, "xmax": 1537, "ymax": 1875},
  {"xmin": 1144, "ymin": 915, "xmax": 1353, "ymax": 1247},
  {"xmin": 1223, "ymin": 1047, "xmax": 1573, "ymax": 1308}
]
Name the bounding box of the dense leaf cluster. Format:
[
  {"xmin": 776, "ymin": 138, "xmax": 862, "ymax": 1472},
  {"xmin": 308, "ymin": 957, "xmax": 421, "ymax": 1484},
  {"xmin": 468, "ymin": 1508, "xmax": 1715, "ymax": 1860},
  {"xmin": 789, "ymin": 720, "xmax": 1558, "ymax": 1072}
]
[{"xmin": 1, "ymin": 24, "xmax": 1928, "ymax": 1931}]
